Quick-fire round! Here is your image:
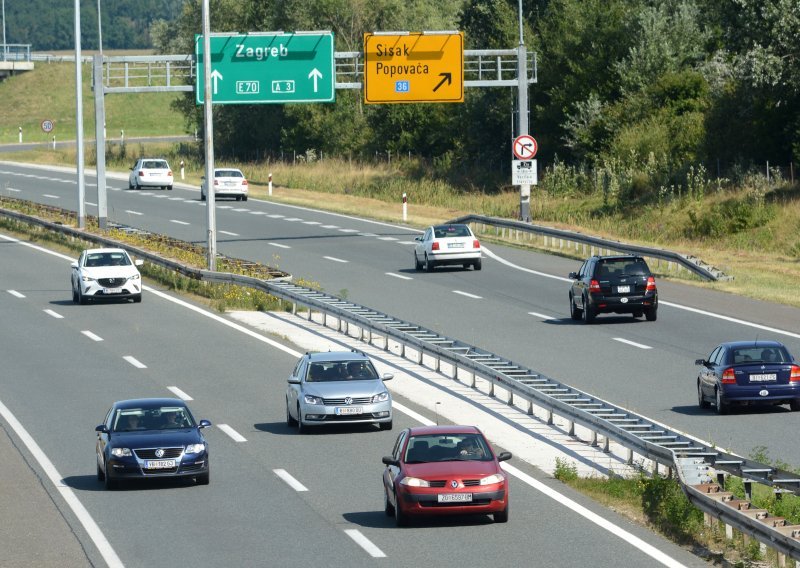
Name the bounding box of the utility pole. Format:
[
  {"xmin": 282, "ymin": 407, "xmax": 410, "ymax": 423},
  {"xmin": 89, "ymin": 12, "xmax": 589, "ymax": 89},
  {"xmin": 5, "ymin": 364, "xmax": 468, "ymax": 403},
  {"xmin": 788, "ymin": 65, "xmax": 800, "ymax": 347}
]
[{"xmin": 74, "ymin": 0, "xmax": 86, "ymax": 228}]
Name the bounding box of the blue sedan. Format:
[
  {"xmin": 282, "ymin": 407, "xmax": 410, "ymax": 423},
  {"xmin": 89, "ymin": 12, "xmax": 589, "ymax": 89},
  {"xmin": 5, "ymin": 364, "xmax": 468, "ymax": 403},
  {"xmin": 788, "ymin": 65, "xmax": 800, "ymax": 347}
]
[
  {"xmin": 696, "ymin": 341, "xmax": 800, "ymax": 414},
  {"xmin": 96, "ymin": 398, "xmax": 211, "ymax": 489}
]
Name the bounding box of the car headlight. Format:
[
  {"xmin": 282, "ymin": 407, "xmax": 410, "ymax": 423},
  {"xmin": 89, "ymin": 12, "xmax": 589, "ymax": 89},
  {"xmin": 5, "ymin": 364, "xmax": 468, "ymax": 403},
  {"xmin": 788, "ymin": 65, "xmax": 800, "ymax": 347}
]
[
  {"xmin": 129, "ymin": 273, "xmax": 141, "ymax": 281},
  {"xmin": 81, "ymin": 275, "xmax": 96, "ymax": 282},
  {"xmin": 480, "ymin": 473, "xmax": 505, "ymax": 485},
  {"xmin": 304, "ymin": 394, "xmax": 322, "ymax": 405},
  {"xmin": 372, "ymin": 391, "xmax": 390, "ymax": 403},
  {"xmin": 400, "ymin": 476, "xmax": 430, "ymax": 487},
  {"xmin": 111, "ymin": 447, "xmax": 132, "ymax": 457},
  {"xmin": 185, "ymin": 443, "xmax": 205, "ymax": 454}
]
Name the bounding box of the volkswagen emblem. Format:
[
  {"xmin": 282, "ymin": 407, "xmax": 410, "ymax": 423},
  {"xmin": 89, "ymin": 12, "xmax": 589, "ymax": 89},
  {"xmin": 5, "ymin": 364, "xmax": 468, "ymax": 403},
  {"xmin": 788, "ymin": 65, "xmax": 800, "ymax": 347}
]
[
  {"xmin": 155, "ymin": 448, "xmax": 165, "ymax": 458},
  {"xmin": 344, "ymin": 397, "xmax": 353, "ymax": 405},
  {"xmin": 761, "ymin": 365, "xmax": 766, "ymax": 370},
  {"xmin": 450, "ymin": 480, "xmax": 459, "ymax": 489}
]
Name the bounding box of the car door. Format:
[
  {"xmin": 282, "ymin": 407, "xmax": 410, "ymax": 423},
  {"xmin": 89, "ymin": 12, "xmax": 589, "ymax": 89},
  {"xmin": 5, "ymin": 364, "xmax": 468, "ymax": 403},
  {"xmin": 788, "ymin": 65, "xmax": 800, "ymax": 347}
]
[
  {"xmin": 699, "ymin": 347, "xmax": 721, "ymax": 397},
  {"xmin": 384, "ymin": 429, "xmax": 408, "ymax": 496},
  {"xmin": 96, "ymin": 406, "xmax": 113, "ymax": 470},
  {"xmin": 415, "ymin": 228, "xmax": 430, "ymax": 259},
  {"xmin": 574, "ymin": 260, "xmax": 591, "ymax": 309},
  {"xmin": 286, "ymin": 358, "xmax": 306, "ymax": 418}
]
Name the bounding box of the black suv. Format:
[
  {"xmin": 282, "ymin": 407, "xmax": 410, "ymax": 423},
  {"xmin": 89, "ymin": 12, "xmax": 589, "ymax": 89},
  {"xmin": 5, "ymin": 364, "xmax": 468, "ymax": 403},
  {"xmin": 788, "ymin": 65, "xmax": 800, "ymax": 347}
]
[{"xmin": 568, "ymin": 255, "xmax": 658, "ymax": 323}]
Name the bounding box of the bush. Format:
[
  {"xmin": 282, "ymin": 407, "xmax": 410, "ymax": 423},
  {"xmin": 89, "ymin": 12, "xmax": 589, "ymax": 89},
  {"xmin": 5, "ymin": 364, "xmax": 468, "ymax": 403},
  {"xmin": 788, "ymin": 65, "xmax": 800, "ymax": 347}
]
[
  {"xmin": 639, "ymin": 474, "xmax": 703, "ymax": 540},
  {"xmin": 554, "ymin": 458, "xmax": 579, "ymax": 482}
]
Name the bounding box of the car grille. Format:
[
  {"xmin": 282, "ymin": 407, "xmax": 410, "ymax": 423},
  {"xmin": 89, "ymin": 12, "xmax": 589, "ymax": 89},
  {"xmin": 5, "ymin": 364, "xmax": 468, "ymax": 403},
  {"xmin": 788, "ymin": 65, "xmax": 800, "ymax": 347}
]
[
  {"xmin": 99, "ymin": 277, "xmax": 127, "ymax": 287},
  {"xmin": 134, "ymin": 447, "xmax": 183, "ymax": 459},
  {"xmin": 322, "ymin": 396, "xmax": 373, "ymax": 405},
  {"xmin": 421, "ymin": 498, "xmax": 493, "ymax": 508},
  {"xmin": 427, "ymin": 479, "xmax": 481, "ymax": 488},
  {"xmin": 322, "ymin": 414, "xmax": 380, "ymax": 422},
  {"xmin": 180, "ymin": 462, "xmax": 205, "ymax": 472}
]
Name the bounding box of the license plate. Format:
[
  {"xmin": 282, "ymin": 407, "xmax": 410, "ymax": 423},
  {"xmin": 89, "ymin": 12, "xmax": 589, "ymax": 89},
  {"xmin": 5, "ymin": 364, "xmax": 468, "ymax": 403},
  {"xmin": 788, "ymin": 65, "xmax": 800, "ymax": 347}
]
[
  {"xmin": 616, "ymin": 285, "xmax": 630, "ymax": 293},
  {"xmin": 448, "ymin": 242, "xmax": 464, "ymax": 249},
  {"xmin": 336, "ymin": 407, "xmax": 362, "ymax": 415},
  {"xmin": 144, "ymin": 459, "xmax": 175, "ymax": 469},
  {"xmin": 104, "ymin": 288, "xmax": 122, "ymax": 294},
  {"xmin": 438, "ymin": 493, "xmax": 472, "ymax": 503},
  {"xmin": 749, "ymin": 373, "xmax": 777, "ymax": 382},
  {"xmin": 224, "ymin": 181, "xmax": 235, "ymax": 186}
]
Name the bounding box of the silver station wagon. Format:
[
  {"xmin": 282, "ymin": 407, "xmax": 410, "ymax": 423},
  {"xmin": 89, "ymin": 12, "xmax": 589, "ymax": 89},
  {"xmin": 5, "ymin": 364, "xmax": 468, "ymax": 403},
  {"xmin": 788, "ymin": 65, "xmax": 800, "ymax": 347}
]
[{"xmin": 286, "ymin": 350, "xmax": 393, "ymax": 433}]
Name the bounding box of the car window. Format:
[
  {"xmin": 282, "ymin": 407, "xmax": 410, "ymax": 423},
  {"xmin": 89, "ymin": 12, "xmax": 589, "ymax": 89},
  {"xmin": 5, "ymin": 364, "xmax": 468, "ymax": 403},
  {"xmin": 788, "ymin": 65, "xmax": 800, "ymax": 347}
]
[
  {"xmin": 707, "ymin": 347, "xmax": 721, "ymax": 365},
  {"xmin": 434, "ymin": 225, "xmax": 470, "ymax": 239},
  {"xmin": 344, "ymin": 360, "xmax": 378, "ymax": 379},
  {"xmin": 142, "ymin": 160, "xmax": 168, "ymax": 169},
  {"xmin": 307, "ymin": 362, "xmax": 347, "ymax": 382},
  {"xmin": 732, "ymin": 347, "xmax": 789, "ymax": 364},
  {"xmin": 217, "ymin": 170, "xmax": 243, "ymax": 178},
  {"xmin": 392, "ymin": 431, "xmax": 407, "ymax": 460},
  {"xmin": 405, "ymin": 434, "xmax": 491, "ymax": 463},
  {"xmin": 596, "ymin": 258, "xmax": 650, "ymax": 278}
]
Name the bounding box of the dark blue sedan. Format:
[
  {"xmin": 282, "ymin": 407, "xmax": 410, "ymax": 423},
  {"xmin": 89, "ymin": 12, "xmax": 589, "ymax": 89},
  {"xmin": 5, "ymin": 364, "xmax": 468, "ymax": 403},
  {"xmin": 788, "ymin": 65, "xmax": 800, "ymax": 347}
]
[
  {"xmin": 96, "ymin": 398, "xmax": 211, "ymax": 489},
  {"xmin": 696, "ymin": 341, "xmax": 800, "ymax": 414}
]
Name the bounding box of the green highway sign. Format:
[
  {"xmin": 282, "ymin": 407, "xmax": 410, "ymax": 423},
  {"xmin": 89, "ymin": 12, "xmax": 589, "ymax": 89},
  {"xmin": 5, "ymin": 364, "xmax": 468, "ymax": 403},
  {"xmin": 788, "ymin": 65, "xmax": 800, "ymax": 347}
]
[{"xmin": 195, "ymin": 32, "xmax": 335, "ymax": 104}]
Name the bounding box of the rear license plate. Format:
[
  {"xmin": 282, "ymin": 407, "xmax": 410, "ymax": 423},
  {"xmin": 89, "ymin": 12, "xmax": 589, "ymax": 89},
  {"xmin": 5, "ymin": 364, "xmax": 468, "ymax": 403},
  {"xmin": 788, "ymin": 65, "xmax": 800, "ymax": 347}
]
[
  {"xmin": 336, "ymin": 407, "xmax": 362, "ymax": 415},
  {"xmin": 144, "ymin": 459, "xmax": 175, "ymax": 469},
  {"xmin": 448, "ymin": 242, "xmax": 464, "ymax": 249},
  {"xmin": 749, "ymin": 373, "xmax": 777, "ymax": 382},
  {"xmin": 616, "ymin": 285, "xmax": 631, "ymax": 293},
  {"xmin": 438, "ymin": 493, "xmax": 472, "ymax": 503},
  {"xmin": 103, "ymin": 288, "xmax": 122, "ymax": 294}
]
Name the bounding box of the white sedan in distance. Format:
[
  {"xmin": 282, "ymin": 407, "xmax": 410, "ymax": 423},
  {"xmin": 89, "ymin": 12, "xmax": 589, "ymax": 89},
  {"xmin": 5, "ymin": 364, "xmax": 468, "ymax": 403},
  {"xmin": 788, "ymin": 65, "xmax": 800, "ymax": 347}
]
[
  {"xmin": 414, "ymin": 223, "xmax": 482, "ymax": 272},
  {"xmin": 128, "ymin": 158, "xmax": 173, "ymax": 190},
  {"xmin": 71, "ymin": 248, "xmax": 144, "ymax": 304},
  {"xmin": 201, "ymin": 168, "xmax": 249, "ymax": 201}
]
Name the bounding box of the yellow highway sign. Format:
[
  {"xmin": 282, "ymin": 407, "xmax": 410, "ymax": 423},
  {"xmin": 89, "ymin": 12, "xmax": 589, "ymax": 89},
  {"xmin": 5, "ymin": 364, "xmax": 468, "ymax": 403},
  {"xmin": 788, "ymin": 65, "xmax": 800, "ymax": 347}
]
[{"xmin": 363, "ymin": 32, "xmax": 464, "ymax": 104}]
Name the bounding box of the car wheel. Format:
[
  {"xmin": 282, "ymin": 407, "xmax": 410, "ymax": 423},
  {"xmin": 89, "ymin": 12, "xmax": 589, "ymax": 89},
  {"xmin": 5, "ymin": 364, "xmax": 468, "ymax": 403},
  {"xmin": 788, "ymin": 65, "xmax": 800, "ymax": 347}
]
[
  {"xmin": 494, "ymin": 503, "xmax": 509, "ymax": 523},
  {"xmin": 645, "ymin": 306, "xmax": 658, "ymax": 321},
  {"xmin": 133, "ymin": 294, "xmax": 142, "ymax": 304},
  {"xmin": 134, "ymin": 179, "xmax": 140, "ymax": 190},
  {"xmin": 383, "ymin": 486, "xmax": 395, "ymax": 516},
  {"xmin": 715, "ymin": 388, "xmax": 728, "ymax": 415},
  {"xmin": 394, "ymin": 490, "xmax": 408, "ymax": 527},
  {"xmin": 297, "ymin": 405, "xmax": 308, "ymax": 434},
  {"xmin": 698, "ymin": 382, "xmax": 710, "ymax": 409},
  {"xmin": 72, "ymin": 285, "xmax": 79, "ymax": 304},
  {"xmin": 569, "ymin": 294, "xmax": 582, "ymax": 320},
  {"xmin": 582, "ymin": 296, "xmax": 594, "ymax": 324},
  {"xmin": 242, "ymin": 195, "xmax": 248, "ymax": 202},
  {"xmin": 790, "ymin": 399, "xmax": 800, "ymax": 411},
  {"xmin": 632, "ymin": 311, "xmax": 643, "ymax": 319},
  {"xmin": 379, "ymin": 420, "xmax": 393, "ymax": 431},
  {"xmin": 96, "ymin": 459, "xmax": 105, "ymax": 481},
  {"xmin": 103, "ymin": 461, "xmax": 117, "ymax": 490},
  {"xmin": 167, "ymin": 185, "xmax": 173, "ymax": 191},
  {"xmin": 425, "ymin": 255, "xmax": 435, "ymax": 272},
  {"xmin": 414, "ymin": 252, "xmax": 423, "ymax": 271},
  {"xmin": 196, "ymin": 467, "xmax": 210, "ymax": 486},
  {"xmin": 473, "ymin": 258, "xmax": 482, "ymax": 271},
  {"xmin": 128, "ymin": 180, "xmax": 134, "ymax": 190},
  {"xmin": 286, "ymin": 400, "xmax": 298, "ymax": 427},
  {"xmin": 78, "ymin": 288, "xmax": 88, "ymax": 305}
]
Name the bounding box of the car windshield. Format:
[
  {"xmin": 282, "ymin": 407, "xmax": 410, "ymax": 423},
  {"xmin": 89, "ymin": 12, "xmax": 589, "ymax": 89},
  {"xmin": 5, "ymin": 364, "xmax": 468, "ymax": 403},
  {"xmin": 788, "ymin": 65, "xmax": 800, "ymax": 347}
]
[
  {"xmin": 217, "ymin": 170, "xmax": 243, "ymax": 178},
  {"xmin": 404, "ymin": 434, "xmax": 491, "ymax": 463},
  {"xmin": 85, "ymin": 252, "xmax": 130, "ymax": 267},
  {"xmin": 433, "ymin": 225, "xmax": 471, "ymax": 239},
  {"xmin": 143, "ymin": 160, "xmax": 169, "ymax": 169},
  {"xmin": 597, "ymin": 259, "xmax": 649, "ymax": 278},
  {"xmin": 112, "ymin": 406, "xmax": 194, "ymax": 431},
  {"xmin": 306, "ymin": 361, "xmax": 379, "ymax": 382},
  {"xmin": 731, "ymin": 347, "xmax": 790, "ymax": 365}
]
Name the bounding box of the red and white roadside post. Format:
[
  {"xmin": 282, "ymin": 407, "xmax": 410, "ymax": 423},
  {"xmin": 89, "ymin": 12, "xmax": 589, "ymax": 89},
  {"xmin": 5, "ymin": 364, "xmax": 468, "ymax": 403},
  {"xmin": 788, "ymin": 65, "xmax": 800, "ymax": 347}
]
[
  {"xmin": 180, "ymin": 160, "xmax": 185, "ymax": 180},
  {"xmin": 402, "ymin": 192, "xmax": 407, "ymax": 222},
  {"xmin": 18, "ymin": 126, "xmax": 22, "ymax": 143},
  {"xmin": 268, "ymin": 172, "xmax": 273, "ymax": 196}
]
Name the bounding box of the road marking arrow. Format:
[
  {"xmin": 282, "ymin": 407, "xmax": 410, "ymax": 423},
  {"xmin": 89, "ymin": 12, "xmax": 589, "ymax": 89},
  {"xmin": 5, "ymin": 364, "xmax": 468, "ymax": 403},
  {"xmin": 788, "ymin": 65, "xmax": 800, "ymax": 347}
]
[
  {"xmin": 308, "ymin": 68, "xmax": 323, "ymax": 93},
  {"xmin": 210, "ymin": 69, "xmax": 223, "ymax": 95},
  {"xmin": 433, "ymin": 72, "xmax": 452, "ymax": 92}
]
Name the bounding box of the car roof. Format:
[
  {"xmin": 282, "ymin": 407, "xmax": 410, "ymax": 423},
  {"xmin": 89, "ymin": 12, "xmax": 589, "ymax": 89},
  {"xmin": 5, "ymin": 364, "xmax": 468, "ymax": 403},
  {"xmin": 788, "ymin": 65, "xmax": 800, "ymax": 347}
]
[
  {"xmin": 407, "ymin": 425, "xmax": 482, "ymax": 436},
  {"xmin": 431, "ymin": 223, "xmax": 470, "ymax": 230},
  {"xmin": 214, "ymin": 168, "xmax": 243, "ymax": 174},
  {"xmin": 306, "ymin": 350, "xmax": 370, "ymax": 362},
  {"xmin": 112, "ymin": 398, "xmax": 187, "ymax": 410},
  {"xmin": 717, "ymin": 340, "xmax": 786, "ymax": 350},
  {"xmin": 592, "ymin": 254, "xmax": 645, "ymax": 262},
  {"xmin": 84, "ymin": 247, "xmax": 128, "ymax": 255}
]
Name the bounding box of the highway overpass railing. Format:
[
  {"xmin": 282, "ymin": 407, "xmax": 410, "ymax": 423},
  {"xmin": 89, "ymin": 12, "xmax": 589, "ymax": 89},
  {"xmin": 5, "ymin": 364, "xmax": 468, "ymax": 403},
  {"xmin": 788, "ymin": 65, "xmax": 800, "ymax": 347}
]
[
  {"xmin": 450, "ymin": 214, "xmax": 732, "ymax": 282},
  {"xmin": 1, "ymin": 204, "xmax": 795, "ymax": 562}
]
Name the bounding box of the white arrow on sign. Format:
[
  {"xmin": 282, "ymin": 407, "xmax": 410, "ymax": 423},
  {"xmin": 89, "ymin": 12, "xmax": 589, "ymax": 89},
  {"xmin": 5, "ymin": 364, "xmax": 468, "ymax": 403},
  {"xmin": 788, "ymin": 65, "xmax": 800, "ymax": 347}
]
[
  {"xmin": 210, "ymin": 69, "xmax": 223, "ymax": 95},
  {"xmin": 308, "ymin": 68, "xmax": 323, "ymax": 93}
]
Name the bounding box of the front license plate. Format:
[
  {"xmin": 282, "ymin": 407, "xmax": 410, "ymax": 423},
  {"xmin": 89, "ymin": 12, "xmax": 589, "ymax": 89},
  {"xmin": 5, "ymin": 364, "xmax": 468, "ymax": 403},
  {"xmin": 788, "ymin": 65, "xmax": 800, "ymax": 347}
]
[
  {"xmin": 144, "ymin": 459, "xmax": 175, "ymax": 469},
  {"xmin": 438, "ymin": 493, "xmax": 472, "ymax": 503},
  {"xmin": 336, "ymin": 407, "xmax": 362, "ymax": 416},
  {"xmin": 749, "ymin": 373, "xmax": 777, "ymax": 382},
  {"xmin": 103, "ymin": 288, "xmax": 122, "ymax": 294},
  {"xmin": 616, "ymin": 285, "xmax": 631, "ymax": 293}
]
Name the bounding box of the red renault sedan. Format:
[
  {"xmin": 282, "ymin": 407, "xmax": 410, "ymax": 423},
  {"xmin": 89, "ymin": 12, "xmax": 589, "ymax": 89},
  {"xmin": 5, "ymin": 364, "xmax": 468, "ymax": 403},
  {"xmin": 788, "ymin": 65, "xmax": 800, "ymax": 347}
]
[{"xmin": 382, "ymin": 425, "xmax": 511, "ymax": 526}]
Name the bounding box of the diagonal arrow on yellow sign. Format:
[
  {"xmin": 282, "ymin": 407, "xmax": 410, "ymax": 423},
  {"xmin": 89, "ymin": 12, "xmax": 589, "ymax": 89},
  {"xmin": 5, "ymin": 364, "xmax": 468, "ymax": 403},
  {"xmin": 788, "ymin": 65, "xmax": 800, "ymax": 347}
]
[{"xmin": 363, "ymin": 32, "xmax": 464, "ymax": 104}]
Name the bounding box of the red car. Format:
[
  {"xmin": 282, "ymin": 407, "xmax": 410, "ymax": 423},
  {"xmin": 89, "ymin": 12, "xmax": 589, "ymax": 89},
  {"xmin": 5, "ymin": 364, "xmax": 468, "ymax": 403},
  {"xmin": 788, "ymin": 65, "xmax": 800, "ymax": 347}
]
[{"xmin": 382, "ymin": 425, "xmax": 511, "ymax": 526}]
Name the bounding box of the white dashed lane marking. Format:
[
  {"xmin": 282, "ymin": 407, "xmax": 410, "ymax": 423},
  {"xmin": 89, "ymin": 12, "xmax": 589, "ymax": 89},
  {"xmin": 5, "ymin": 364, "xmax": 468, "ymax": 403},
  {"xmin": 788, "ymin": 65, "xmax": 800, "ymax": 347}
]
[
  {"xmin": 344, "ymin": 530, "xmax": 386, "ymax": 559},
  {"xmin": 324, "ymin": 256, "xmax": 348, "ymax": 263},
  {"xmin": 386, "ymin": 273, "xmax": 412, "ymax": 280},
  {"xmin": 269, "ymin": 242, "xmax": 290, "ymax": 249},
  {"xmin": 217, "ymin": 424, "xmax": 247, "ymax": 442},
  {"xmin": 43, "ymin": 309, "xmax": 63, "ymax": 319},
  {"xmin": 170, "ymin": 220, "xmax": 190, "ymax": 225},
  {"xmin": 124, "ymin": 210, "xmax": 143, "ymax": 216},
  {"xmin": 123, "ymin": 356, "xmax": 147, "ymax": 369},
  {"xmin": 43, "ymin": 194, "xmax": 60, "ymax": 199},
  {"xmin": 81, "ymin": 331, "xmax": 103, "ymax": 342},
  {"xmin": 167, "ymin": 386, "xmax": 194, "ymax": 401},
  {"xmin": 453, "ymin": 290, "xmax": 482, "ymax": 300},
  {"xmin": 613, "ymin": 338, "xmax": 652, "ymax": 350},
  {"xmin": 7, "ymin": 290, "xmax": 25, "ymax": 298},
  {"xmin": 219, "ymin": 231, "xmax": 239, "ymax": 236},
  {"xmin": 528, "ymin": 312, "xmax": 556, "ymax": 320},
  {"xmin": 273, "ymin": 469, "xmax": 308, "ymax": 492}
]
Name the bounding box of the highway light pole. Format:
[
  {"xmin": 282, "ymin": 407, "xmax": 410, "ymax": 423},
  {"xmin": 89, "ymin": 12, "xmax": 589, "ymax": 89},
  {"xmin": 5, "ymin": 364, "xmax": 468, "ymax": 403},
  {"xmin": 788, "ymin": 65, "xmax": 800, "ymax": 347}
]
[
  {"xmin": 96, "ymin": 0, "xmax": 103, "ymax": 53},
  {"xmin": 2, "ymin": 0, "xmax": 7, "ymax": 61},
  {"xmin": 201, "ymin": 0, "xmax": 217, "ymax": 270},
  {"xmin": 517, "ymin": 0, "xmax": 531, "ymax": 223},
  {"xmin": 74, "ymin": 0, "xmax": 86, "ymax": 228}
]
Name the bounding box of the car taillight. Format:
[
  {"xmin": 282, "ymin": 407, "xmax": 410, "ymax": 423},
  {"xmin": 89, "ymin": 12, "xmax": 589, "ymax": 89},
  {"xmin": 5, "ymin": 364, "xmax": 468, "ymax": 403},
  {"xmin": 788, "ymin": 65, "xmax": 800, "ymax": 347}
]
[
  {"xmin": 646, "ymin": 276, "xmax": 656, "ymax": 292},
  {"xmin": 589, "ymin": 279, "xmax": 601, "ymax": 293},
  {"xmin": 242, "ymin": 179, "xmax": 248, "ymax": 185},
  {"xmin": 138, "ymin": 171, "xmax": 144, "ymax": 177},
  {"xmin": 721, "ymin": 368, "xmax": 736, "ymax": 384},
  {"xmin": 791, "ymin": 365, "xmax": 800, "ymax": 382},
  {"xmin": 213, "ymin": 179, "xmax": 219, "ymax": 186},
  {"xmin": 432, "ymin": 242, "xmax": 440, "ymax": 251},
  {"xmin": 167, "ymin": 170, "xmax": 173, "ymax": 177},
  {"xmin": 473, "ymin": 239, "xmax": 480, "ymax": 249}
]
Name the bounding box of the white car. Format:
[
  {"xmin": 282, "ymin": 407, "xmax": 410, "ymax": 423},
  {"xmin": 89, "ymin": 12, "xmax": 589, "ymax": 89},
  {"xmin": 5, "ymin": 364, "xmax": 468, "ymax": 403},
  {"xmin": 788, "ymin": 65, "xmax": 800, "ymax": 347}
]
[
  {"xmin": 128, "ymin": 158, "xmax": 173, "ymax": 190},
  {"xmin": 71, "ymin": 248, "xmax": 144, "ymax": 304},
  {"xmin": 414, "ymin": 224, "xmax": 482, "ymax": 272},
  {"xmin": 200, "ymin": 168, "xmax": 249, "ymax": 201}
]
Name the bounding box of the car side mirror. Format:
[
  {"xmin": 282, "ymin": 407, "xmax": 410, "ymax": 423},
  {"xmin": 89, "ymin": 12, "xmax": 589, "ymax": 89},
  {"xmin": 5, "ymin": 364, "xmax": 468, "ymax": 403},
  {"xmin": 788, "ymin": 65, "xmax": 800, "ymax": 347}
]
[
  {"xmin": 198, "ymin": 419, "xmax": 212, "ymax": 429},
  {"xmin": 414, "ymin": 236, "xmax": 422, "ymax": 242},
  {"xmin": 287, "ymin": 377, "xmax": 301, "ymax": 384},
  {"xmin": 695, "ymin": 359, "xmax": 706, "ymax": 366},
  {"xmin": 95, "ymin": 424, "xmax": 108, "ymax": 433},
  {"xmin": 568, "ymin": 272, "xmax": 578, "ymax": 279},
  {"xmin": 71, "ymin": 261, "xmax": 79, "ymax": 269},
  {"xmin": 382, "ymin": 456, "xmax": 400, "ymax": 466},
  {"xmin": 496, "ymin": 451, "xmax": 512, "ymax": 462},
  {"xmin": 134, "ymin": 259, "xmax": 144, "ymax": 267},
  {"xmin": 381, "ymin": 373, "xmax": 393, "ymax": 381}
]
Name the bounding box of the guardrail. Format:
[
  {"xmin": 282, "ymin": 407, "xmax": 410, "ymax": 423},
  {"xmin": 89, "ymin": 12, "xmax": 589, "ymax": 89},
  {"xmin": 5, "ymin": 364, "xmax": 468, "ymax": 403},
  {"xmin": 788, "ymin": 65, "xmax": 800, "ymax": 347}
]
[
  {"xmin": 1, "ymin": 204, "xmax": 795, "ymax": 562},
  {"xmin": 451, "ymin": 214, "xmax": 731, "ymax": 282},
  {"xmin": 0, "ymin": 44, "xmax": 32, "ymax": 62}
]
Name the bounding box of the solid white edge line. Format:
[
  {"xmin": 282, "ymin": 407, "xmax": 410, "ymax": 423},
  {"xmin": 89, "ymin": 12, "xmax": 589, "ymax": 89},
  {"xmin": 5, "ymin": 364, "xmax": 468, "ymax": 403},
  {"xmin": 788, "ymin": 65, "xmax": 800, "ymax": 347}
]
[
  {"xmin": 217, "ymin": 424, "xmax": 247, "ymax": 442},
  {"xmin": 122, "ymin": 356, "xmax": 147, "ymax": 369},
  {"xmin": 273, "ymin": 469, "xmax": 309, "ymax": 492},
  {"xmin": 166, "ymin": 386, "xmax": 194, "ymax": 401},
  {"xmin": 44, "ymin": 308, "xmax": 64, "ymax": 319},
  {"xmin": 453, "ymin": 290, "xmax": 482, "ymax": 299},
  {"xmin": 500, "ymin": 462, "xmax": 687, "ymax": 568},
  {"xmin": 8, "ymin": 289, "xmax": 25, "ymax": 298},
  {"xmin": 344, "ymin": 529, "xmax": 387, "ymax": 559},
  {"xmin": 386, "ymin": 272, "xmax": 412, "ymax": 280},
  {"xmin": 0, "ymin": 398, "xmax": 124, "ymax": 568},
  {"xmin": 81, "ymin": 330, "xmax": 103, "ymax": 342},
  {"xmin": 614, "ymin": 338, "xmax": 653, "ymax": 350}
]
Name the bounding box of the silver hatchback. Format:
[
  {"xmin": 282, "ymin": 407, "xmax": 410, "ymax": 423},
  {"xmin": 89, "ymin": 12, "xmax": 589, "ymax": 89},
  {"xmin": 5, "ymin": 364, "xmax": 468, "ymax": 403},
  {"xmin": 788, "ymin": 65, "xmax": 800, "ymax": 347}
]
[{"xmin": 286, "ymin": 351, "xmax": 393, "ymax": 433}]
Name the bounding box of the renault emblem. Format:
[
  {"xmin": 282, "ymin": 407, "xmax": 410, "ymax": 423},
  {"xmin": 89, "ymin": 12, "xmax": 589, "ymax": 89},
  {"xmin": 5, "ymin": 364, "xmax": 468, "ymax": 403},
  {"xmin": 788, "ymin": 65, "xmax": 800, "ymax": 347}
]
[{"xmin": 450, "ymin": 480, "xmax": 458, "ymax": 489}]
